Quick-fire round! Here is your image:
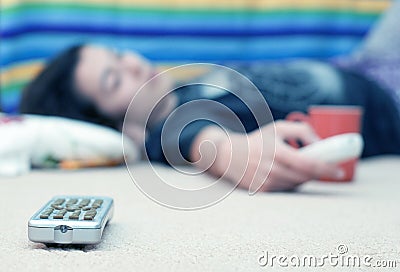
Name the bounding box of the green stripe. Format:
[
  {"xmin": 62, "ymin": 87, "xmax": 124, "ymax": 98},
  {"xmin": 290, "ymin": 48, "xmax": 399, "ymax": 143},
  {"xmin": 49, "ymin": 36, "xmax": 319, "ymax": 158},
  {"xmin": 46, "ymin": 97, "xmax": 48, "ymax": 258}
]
[
  {"xmin": 1, "ymin": 80, "xmax": 29, "ymax": 94},
  {"xmin": 1, "ymin": 2, "xmax": 384, "ymax": 17}
]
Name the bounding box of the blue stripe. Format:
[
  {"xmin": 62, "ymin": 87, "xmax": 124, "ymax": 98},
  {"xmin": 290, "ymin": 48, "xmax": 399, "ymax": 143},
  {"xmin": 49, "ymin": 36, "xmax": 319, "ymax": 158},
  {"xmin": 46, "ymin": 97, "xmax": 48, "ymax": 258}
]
[
  {"xmin": 1, "ymin": 23, "xmax": 371, "ymax": 38},
  {"xmin": 1, "ymin": 9, "xmax": 377, "ymax": 30},
  {"xmin": 1, "ymin": 13, "xmax": 247, "ymax": 31},
  {"xmin": 0, "ymin": 33, "xmax": 361, "ymax": 65},
  {"xmin": 1, "ymin": 91, "xmax": 21, "ymax": 114},
  {"xmin": 1, "ymin": 11, "xmax": 376, "ymax": 35},
  {"xmin": 244, "ymin": 36, "xmax": 360, "ymax": 59}
]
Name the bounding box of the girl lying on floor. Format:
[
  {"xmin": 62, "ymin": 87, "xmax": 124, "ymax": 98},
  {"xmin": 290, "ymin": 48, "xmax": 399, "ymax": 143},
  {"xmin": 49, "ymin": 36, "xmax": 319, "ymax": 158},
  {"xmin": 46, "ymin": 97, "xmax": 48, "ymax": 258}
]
[{"xmin": 20, "ymin": 1, "xmax": 400, "ymax": 192}]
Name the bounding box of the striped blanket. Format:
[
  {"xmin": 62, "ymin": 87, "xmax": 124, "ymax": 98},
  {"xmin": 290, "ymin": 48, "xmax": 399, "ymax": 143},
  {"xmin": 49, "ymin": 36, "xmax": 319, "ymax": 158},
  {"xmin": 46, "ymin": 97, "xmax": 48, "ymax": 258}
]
[{"xmin": 0, "ymin": 0, "xmax": 390, "ymax": 113}]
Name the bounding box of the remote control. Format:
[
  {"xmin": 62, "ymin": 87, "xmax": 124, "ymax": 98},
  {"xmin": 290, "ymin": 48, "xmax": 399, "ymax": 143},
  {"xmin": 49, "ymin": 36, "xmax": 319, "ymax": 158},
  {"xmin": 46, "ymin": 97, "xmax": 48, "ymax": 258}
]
[
  {"xmin": 299, "ymin": 133, "xmax": 364, "ymax": 163},
  {"xmin": 28, "ymin": 196, "xmax": 114, "ymax": 245}
]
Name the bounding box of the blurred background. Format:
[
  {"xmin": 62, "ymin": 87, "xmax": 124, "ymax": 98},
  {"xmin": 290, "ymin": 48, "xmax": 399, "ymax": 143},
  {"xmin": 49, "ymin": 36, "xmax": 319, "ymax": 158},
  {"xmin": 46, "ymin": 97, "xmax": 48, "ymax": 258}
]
[{"xmin": 0, "ymin": 0, "xmax": 390, "ymax": 114}]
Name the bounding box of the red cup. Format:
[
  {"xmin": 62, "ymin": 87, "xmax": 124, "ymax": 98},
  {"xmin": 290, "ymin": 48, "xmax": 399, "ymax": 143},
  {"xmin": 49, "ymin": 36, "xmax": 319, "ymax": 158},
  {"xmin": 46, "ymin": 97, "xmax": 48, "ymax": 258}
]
[{"xmin": 286, "ymin": 105, "xmax": 363, "ymax": 182}]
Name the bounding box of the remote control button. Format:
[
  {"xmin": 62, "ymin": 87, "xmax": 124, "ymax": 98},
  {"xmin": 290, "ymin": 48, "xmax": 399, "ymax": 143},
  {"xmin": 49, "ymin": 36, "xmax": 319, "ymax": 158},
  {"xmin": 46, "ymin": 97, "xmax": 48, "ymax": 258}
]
[
  {"xmin": 66, "ymin": 205, "xmax": 80, "ymax": 212},
  {"xmin": 40, "ymin": 214, "xmax": 49, "ymax": 219},
  {"xmin": 92, "ymin": 200, "xmax": 103, "ymax": 208},
  {"xmin": 51, "ymin": 204, "xmax": 63, "ymax": 210},
  {"xmin": 53, "ymin": 209, "xmax": 67, "ymax": 219},
  {"xmin": 42, "ymin": 212, "xmax": 52, "ymax": 217},
  {"xmin": 69, "ymin": 211, "xmax": 81, "ymax": 220},
  {"xmin": 84, "ymin": 210, "xmax": 97, "ymax": 220},
  {"xmin": 43, "ymin": 208, "xmax": 54, "ymax": 214},
  {"xmin": 53, "ymin": 198, "xmax": 65, "ymax": 205},
  {"xmin": 85, "ymin": 210, "xmax": 97, "ymax": 215},
  {"xmin": 82, "ymin": 206, "xmax": 91, "ymax": 211},
  {"xmin": 72, "ymin": 210, "xmax": 81, "ymax": 216},
  {"xmin": 66, "ymin": 198, "xmax": 78, "ymax": 205},
  {"xmin": 85, "ymin": 213, "xmax": 96, "ymax": 217},
  {"xmin": 78, "ymin": 199, "xmax": 91, "ymax": 207},
  {"xmin": 86, "ymin": 208, "xmax": 97, "ymax": 213}
]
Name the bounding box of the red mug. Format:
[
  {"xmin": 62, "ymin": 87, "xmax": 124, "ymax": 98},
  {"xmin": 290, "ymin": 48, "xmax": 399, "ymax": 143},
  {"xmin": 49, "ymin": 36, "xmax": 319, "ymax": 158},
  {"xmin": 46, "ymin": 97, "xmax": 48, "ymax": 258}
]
[{"xmin": 286, "ymin": 105, "xmax": 363, "ymax": 182}]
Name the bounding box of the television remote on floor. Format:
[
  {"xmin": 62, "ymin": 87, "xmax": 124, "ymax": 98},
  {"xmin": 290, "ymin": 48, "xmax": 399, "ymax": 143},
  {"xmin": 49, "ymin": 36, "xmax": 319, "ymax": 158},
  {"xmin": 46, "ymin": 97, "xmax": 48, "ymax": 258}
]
[{"xmin": 28, "ymin": 196, "xmax": 114, "ymax": 245}]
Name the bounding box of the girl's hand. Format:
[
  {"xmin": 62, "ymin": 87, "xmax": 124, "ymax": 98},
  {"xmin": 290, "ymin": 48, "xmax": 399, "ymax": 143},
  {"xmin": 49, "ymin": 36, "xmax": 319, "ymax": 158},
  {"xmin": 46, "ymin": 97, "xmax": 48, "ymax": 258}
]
[{"xmin": 191, "ymin": 121, "xmax": 344, "ymax": 192}]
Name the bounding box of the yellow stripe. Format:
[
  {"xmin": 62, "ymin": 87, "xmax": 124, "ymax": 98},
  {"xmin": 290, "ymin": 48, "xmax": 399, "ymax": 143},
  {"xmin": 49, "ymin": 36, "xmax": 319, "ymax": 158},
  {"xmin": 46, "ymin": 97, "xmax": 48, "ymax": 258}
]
[
  {"xmin": 0, "ymin": 62, "xmax": 197, "ymax": 86},
  {"xmin": 1, "ymin": 62, "xmax": 44, "ymax": 86},
  {"xmin": 1, "ymin": 0, "xmax": 390, "ymax": 12},
  {"xmin": 158, "ymin": 65, "xmax": 209, "ymax": 80}
]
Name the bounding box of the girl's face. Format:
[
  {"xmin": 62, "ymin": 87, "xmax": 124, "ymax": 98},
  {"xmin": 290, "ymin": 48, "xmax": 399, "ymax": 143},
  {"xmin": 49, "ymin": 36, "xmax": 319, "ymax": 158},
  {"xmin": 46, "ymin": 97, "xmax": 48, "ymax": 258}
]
[{"xmin": 74, "ymin": 45, "xmax": 174, "ymax": 125}]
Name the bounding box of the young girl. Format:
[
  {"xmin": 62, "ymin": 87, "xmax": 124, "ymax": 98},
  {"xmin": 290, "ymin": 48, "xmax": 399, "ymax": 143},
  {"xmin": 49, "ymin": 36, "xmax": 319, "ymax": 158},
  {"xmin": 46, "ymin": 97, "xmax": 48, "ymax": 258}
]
[{"xmin": 20, "ymin": 2, "xmax": 400, "ymax": 192}]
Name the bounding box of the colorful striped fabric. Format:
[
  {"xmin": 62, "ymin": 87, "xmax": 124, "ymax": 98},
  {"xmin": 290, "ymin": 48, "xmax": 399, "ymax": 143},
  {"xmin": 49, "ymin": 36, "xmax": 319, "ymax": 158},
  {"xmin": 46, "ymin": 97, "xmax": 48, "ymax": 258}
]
[{"xmin": 0, "ymin": 0, "xmax": 390, "ymax": 113}]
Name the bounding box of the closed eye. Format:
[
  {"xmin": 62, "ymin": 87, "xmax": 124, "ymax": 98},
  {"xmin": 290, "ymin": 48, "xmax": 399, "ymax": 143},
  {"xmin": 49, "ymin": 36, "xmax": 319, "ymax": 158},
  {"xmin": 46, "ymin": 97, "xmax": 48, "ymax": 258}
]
[
  {"xmin": 111, "ymin": 71, "xmax": 122, "ymax": 91},
  {"xmin": 102, "ymin": 68, "xmax": 122, "ymax": 94}
]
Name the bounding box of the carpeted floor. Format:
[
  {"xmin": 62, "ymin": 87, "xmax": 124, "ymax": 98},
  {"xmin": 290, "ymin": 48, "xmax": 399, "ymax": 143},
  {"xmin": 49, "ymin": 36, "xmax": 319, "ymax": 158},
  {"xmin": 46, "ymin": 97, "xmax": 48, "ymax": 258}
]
[{"xmin": 0, "ymin": 156, "xmax": 399, "ymax": 271}]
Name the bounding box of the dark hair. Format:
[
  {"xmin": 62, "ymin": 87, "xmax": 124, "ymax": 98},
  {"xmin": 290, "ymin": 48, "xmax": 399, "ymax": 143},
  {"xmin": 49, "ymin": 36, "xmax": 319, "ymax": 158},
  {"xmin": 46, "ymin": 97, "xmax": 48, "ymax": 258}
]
[{"xmin": 19, "ymin": 44, "xmax": 119, "ymax": 129}]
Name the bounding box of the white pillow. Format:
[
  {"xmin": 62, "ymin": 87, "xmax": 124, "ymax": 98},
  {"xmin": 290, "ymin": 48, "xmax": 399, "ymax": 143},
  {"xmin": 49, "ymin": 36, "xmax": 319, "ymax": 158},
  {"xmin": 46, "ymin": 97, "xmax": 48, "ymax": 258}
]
[{"xmin": 0, "ymin": 114, "xmax": 139, "ymax": 176}]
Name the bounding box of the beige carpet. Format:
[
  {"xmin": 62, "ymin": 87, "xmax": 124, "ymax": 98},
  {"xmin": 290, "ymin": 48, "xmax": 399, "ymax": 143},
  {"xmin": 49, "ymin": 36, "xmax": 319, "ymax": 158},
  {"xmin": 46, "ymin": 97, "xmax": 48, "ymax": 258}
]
[{"xmin": 0, "ymin": 156, "xmax": 399, "ymax": 271}]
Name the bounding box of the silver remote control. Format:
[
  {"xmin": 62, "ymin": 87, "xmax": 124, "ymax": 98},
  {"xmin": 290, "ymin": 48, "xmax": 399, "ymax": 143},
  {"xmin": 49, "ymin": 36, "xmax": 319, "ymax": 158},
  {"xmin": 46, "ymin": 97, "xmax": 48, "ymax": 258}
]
[{"xmin": 28, "ymin": 196, "xmax": 114, "ymax": 245}]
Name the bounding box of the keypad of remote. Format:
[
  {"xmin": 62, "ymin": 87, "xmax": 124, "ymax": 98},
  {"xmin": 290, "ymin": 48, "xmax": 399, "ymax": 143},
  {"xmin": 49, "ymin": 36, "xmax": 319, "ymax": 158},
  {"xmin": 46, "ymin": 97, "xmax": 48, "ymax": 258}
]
[{"xmin": 38, "ymin": 198, "xmax": 104, "ymax": 221}]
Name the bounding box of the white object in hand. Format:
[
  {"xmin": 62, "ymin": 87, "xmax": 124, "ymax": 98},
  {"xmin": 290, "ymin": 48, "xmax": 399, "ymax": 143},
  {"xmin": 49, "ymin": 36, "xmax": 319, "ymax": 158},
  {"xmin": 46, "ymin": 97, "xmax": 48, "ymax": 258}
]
[{"xmin": 299, "ymin": 133, "xmax": 364, "ymax": 163}]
